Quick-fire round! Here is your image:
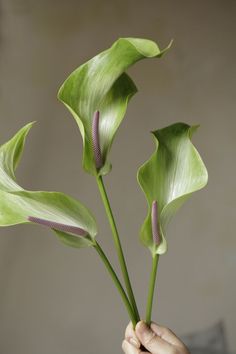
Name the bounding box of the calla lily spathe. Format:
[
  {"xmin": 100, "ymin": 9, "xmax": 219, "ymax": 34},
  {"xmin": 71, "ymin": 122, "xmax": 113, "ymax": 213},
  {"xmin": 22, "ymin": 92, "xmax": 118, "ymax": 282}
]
[
  {"xmin": 58, "ymin": 37, "xmax": 172, "ymax": 176},
  {"xmin": 0, "ymin": 123, "xmax": 97, "ymax": 248},
  {"xmin": 137, "ymin": 123, "xmax": 208, "ymax": 256}
]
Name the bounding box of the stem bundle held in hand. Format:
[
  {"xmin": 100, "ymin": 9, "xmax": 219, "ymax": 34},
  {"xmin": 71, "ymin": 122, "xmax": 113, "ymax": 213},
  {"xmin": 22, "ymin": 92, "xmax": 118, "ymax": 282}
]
[{"xmin": 0, "ymin": 38, "xmax": 208, "ymax": 335}]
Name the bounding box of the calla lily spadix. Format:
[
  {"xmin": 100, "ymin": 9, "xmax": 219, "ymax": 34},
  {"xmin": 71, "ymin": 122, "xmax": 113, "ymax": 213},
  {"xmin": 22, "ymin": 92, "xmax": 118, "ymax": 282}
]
[
  {"xmin": 151, "ymin": 200, "xmax": 161, "ymax": 246},
  {"xmin": 58, "ymin": 37, "xmax": 172, "ymax": 176},
  {"xmin": 92, "ymin": 110, "xmax": 103, "ymax": 170},
  {"xmin": 27, "ymin": 216, "xmax": 88, "ymax": 237}
]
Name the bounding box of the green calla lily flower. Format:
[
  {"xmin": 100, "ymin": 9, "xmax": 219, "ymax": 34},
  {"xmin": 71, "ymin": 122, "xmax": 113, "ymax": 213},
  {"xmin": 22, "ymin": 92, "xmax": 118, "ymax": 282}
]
[
  {"xmin": 137, "ymin": 123, "xmax": 208, "ymax": 256},
  {"xmin": 58, "ymin": 37, "xmax": 172, "ymax": 176},
  {"xmin": 0, "ymin": 123, "xmax": 97, "ymax": 248}
]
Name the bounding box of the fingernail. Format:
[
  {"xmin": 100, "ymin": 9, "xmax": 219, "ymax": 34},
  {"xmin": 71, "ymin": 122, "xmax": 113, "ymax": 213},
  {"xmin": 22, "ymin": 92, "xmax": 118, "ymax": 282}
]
[
  {"xmin": 122, "ymin": 340, "xmax": 137, "ymax": 353},
  {"xmin": 128, "ymin": 336, "xmax": 140, "ymax": 348}
]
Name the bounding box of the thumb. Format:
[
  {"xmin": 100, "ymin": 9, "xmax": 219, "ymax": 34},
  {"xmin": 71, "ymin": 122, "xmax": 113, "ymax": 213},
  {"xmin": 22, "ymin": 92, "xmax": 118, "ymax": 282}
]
[{"xmin": 135, "ymin": 321, "xmax": 172, "ymax": 354}]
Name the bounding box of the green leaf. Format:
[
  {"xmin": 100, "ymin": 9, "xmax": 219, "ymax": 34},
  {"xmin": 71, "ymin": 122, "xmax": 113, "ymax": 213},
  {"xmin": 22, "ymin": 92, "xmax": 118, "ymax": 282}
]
[
  {"xmin": 137, "ymin": 123, "xmax": 208, "ymax": 256},
  {"xmin": 0, "ymin": 123, "xmax": 97, "ymax": 248},
  {"xmin": 58, "ymin": 37, "xmax": 172, "ymax": 176}
]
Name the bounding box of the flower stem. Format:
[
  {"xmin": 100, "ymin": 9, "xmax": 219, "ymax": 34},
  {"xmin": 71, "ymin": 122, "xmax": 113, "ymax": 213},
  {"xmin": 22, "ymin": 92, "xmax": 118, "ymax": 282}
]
[
  {"xmin": 94, "ymin": 240, "xmax": 137, "ymax": 326},
  {"xmin": 145, "ymin": 253, "xmax": 159, "ymax": 325},
  {"xmin": 96, "ymin": 175, "xmax": 140, "ymax": 322}
]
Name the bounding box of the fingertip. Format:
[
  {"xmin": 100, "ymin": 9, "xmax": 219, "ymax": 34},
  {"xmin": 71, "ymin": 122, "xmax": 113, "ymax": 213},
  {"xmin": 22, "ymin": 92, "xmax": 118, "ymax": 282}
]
[
  {"xmin": 122, "ymin": 339, "xmax": 127, "ymax": 351},
  {"xmin": 125, "ymin": 322, "xmax": 140, "ymax": 346},
  {"xmin": 126, "ymin": 321, "xmax": 134, "ymax": 333},
  {"xmin": 128, "ymin": 336, "xmax": 140, "ymax": 349},
  {"xmin": 122, "ymin": 339, "xmax": 139, "ymax": 354},
  {"xmin": 122, "ymin": 340, "xmax": 127, "ymax": 353}
]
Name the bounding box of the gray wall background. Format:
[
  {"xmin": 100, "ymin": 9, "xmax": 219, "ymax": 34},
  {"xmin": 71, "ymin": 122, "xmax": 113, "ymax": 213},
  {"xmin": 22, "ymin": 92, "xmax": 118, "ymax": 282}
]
[{"xmin": 0, "ymin": 0, "xmax": 235, "ymax": 353}]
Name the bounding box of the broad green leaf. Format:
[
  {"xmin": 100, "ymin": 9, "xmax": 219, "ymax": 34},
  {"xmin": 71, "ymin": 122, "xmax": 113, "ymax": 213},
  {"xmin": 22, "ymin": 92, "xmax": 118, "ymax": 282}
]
[
  {"xmin": 0, "ymin": 123, "xmax": 97, "ymax": 248},
  {"xmin": 58, "ymin": 37, "xmax": 172, "ymax": 176},
  {"xmin": 137, "ymin": 123, "xmax": 208, "ymax": 256}
]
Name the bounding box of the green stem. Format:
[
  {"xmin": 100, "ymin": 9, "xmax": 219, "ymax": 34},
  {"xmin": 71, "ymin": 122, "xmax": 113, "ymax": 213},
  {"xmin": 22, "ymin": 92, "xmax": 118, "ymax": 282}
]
[
  {"xmin": 146, "ymin": 253, "xmax": 159, "ymax": 325},
  {"xmin": 96, "ymin": 175, "xmax": 140, "ymax": 322},
  {"xmin": 94, "ymin": 240, "xmax": 137, "ymax": 326}
]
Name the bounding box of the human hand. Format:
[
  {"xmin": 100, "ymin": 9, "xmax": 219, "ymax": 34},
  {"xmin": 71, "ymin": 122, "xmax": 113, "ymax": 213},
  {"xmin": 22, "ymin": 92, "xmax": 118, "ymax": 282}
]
[{"xmin": 122, "ymin": 321, "xmax": 190, "ymax": 354}]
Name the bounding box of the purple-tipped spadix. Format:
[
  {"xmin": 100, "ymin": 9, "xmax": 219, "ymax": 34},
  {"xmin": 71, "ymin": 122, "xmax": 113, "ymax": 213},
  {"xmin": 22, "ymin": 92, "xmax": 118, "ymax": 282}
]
[
  {"xmin": 92, "ymin": 110, "xmax": 103, "ymax": 169},
  {"xmin": 28, "ymin": 216, "xmax": 88, "ymax": 237},
  {"xmin": 151, "ymin": 200, "xmax": 161, "ymax": 245}
]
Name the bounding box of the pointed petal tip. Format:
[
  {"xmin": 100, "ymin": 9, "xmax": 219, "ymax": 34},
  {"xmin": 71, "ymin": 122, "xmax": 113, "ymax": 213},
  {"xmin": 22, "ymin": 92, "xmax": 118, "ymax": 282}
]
[
  {"xmin": 190, "ymin": 123, "xmax": 200, "ymax": 133},
  {"xmin": 167, "ymin": 38, "xmax": 174, "ymax": 49}
]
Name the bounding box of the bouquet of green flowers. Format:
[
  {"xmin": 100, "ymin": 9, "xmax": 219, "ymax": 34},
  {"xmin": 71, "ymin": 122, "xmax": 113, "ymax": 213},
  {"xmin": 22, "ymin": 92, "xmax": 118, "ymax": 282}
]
[{"xmin": 0, "ymin": 38, "xmax": 208, "ymax": 333}]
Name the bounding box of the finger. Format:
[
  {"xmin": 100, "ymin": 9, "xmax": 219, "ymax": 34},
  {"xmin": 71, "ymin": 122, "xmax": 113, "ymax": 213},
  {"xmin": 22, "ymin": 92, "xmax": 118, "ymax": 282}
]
[
  {"xmin": 125, "ymin": 322, "xmax": 140, "ymax": 349},
  {"xmin": 135, "ymin": 321, "xmax": 172, "ymax": 354},
  {"xmin": 122, "ymin": 340, "xmax": 141, "ymax": 354},
  {"xmin": 151, "ymin": 322, "xmax": 186, "ymax": 348}
]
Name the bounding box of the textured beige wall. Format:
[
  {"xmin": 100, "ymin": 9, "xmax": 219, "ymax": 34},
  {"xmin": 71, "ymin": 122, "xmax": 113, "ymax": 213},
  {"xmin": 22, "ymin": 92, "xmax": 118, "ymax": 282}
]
[{"xmin": 0, "ymin": 0, "xmax": 235, "ymax": 353}]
